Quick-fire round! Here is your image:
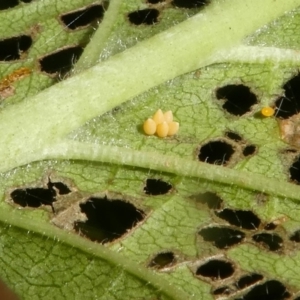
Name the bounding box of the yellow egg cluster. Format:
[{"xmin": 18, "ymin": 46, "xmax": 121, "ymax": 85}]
[{"xmin": 143, "ymin": 109, "xmax": 179, "ymax": 138}]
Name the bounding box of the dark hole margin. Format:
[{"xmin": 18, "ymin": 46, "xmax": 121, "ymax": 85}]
[
  {"xmin": 274, "ymin": 73, "xmax": 300, "ymax": 119},
  {"xmin": 74, "ymin": 196, "xmax": 146, "ymax": 243},
  {"xmin": 237, "ymin": 280, "xmax": 290, "ymax": 300},
  {"xmin": 0, "ymin": 0, "xmax": 19, "ymax": 10},
  {"xmin": 215, "ymin": 208, "xmax": 261, "ymax": 230},
  {"xmin": 172, "ymin": 0, "xmax": 210, "ymax": 9},
  {"xmin": 39, "ymin": 45, "xmax": 83, "ymax": 77},
  {"xmin": 147, "ymin": 251, "xmax": 176, "ymax": 269},
  {"xmin": 216, "ymin": 84, "xmax": 258, "ymax": 116},
  {"xmin": 198, "ymin": 226, "xmax": 245, "ymax": 249},
  {"xmin": 195, "ymin": 259, "xmax": 235, "ymax": 280},
  {"xmin": 225, "ymin": 131, "xmax": 243, "ymax": 142},
  {"xmin": 252, "ymin": 232, "xmax": 283, "ymax": 251},
  {"xmin": 235, "ymin": 273, "xmax": 264, "ymax": 290},
  {"xmin": 59, "ymin": 4, "xmax": 105, "ymax": 30},
  {"xmin": 0, "ymin": 35, "xmax": 32, "ymax": 61},
  {"xmin": 190, "ymin": 191, "xmax": 223, "ymax": 210},
  {"xmin": 243, "ymin": 145, "xmax": 257, "ymax": 157},
  {"xmin": 144, "ymin": 178, "xmax": 173, "ymax": 195},
  {"xmin": 127, "ymin": 8, "xmax": 160, "ymax": 26},
  {"xmin": 197, "ymin": 139, "xmax": 235, "ymax": 166}
]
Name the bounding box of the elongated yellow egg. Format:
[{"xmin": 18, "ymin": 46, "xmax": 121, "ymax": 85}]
[
  {"xmin": 143, "ymin": 118, "xmax": 156, "ymax": 135},
  {"xmin": 261, "ymin": 107, "xmax": 275, "ymax": 117},
  {"xmin": 156, "ymin": 121, "xmax": 169, "ymax": 138},
  {"xmin": 152, "ymin": 109, "xmax": 164, "ymax": 124},
  {"xmin": 164, "ymin": 110, "xmax": 173, "ymax": 123},
  {"xmin": 167, "ymin": 121, "xmax": 179, "ymax": 136}
]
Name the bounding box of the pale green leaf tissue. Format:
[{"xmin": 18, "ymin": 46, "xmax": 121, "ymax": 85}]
[{"xmin": 0, "ymin": 0, "xmax": 300, "ymax": 299}]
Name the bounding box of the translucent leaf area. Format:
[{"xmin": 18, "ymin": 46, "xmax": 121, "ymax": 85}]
[{"xmin": 1, "ymin": 0, "xmax": 300, "ymax": 299}]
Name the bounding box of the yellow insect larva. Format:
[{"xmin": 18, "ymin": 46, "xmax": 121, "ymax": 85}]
[
  {"xmin": 167, "ymin": 121, "xmax": 179, "ymax": 136},
  {"xmin": 163, "ymin": 110, "xmax": 173, "ymax": 123},
  {"xmin": 152, "ymin": 109, "xmax": 164, "ymax": 125},
  {"xmin": 156, "ymin": 121, "xmax": 169, "ymax": 138},
  {"xmin": 261, "ymin": 107, "xmax": 275, "ymax": 117},
  {"xmin": 143, "ymin": 118, "xmax": 156, "ymax": 135}
]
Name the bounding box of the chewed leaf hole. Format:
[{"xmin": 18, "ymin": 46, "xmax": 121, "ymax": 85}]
[
  {"xmin": 74, "ymin": 197, "xmax": 145, "ymax": 243},
  {"xmin": 264, "ymin": 223, "xmax": 277, "ymax": 230},
  {"xmin": 235, "ymin": 273, "xmax": 263, "ymax": 290},
  {"xmin": 198, "ymin": 140, "xmax": 234, "ymax": 165},
  {"xmin": 290, "ymin": 230, "xmax": 300, "ymax": 242},
  {"xmin": 252, "ymin": 233, "xmax": 283, "ymax": 251},
  {"xmin": 11, "ymin": 188, "xmax": 55, "ymax": 208},
  {"xmin": 215, "ymin": 209, "xmax": 261, "ymax": 230},
  {"xmin": 60, "ymin": 4, "xmax": 104, "ymax": 30},
  {"xmin": 213, "ymin": 286, "xmax": 231, "ymax": 296},
  {"xmin": 275, "ymin": 73, "xmax": 300, "ymax": 119},
  {"xmin": 147, "ymin": 0, "xmax": 165, "ymax": 3},
  {"xmin": 243, "ymin": 145, "xmax": 256, "ymax": 157},
  {"xmin": 10, "ymin": 180, "xmax": 71, "ymax": 211},
  {"xmin": 236, "ymin": 280, "xmax": 290, "ymax": 300},
  {"xmin": 225, "ymin": 131, "xmax": 243, "ymax": 142},
  {"xmin": 144, "ymin": 179, "xmax": 172, "ymax": 195},
  {"xmin": 39, "ymin": 46, "xmax": 83, "ymax": 76},
  {"xmin": 0, "ymin": 35, "xmax": 32, "ymax": 61},
  {"xmin": 148, "ymin": 251, "xmax": 176, "ymax": 269},
  {"xmin": 127, "ymin": 9, "xmax": 159, "ymax": 25},
  {"xmin": 191, "ymin": 192, "xmax": 223, "ymax": 209},
  {"xmin": 196, "ymin": 259, "xmax": 234, "ymax": 280},
  {"xmin": 172, "ymin": 0, "xmax": 209, "ymax": 9},
  {"xmin": 199, "ymin": 227, "xmax": 245, "ymax": 249},
  {"xmin": 216, "ymin": 84, "xmax": 258, "ymax": 116},
  {"xmin": 0, "ymin": 0, "xmax": 18, "ymax": 10},
  {"xmin": 47, "ymin": 181, "xmax": 71, "ymax": 195},
  {"xmin": 289, "ymin": 156, "xmax": 300, "ymax": 184}
]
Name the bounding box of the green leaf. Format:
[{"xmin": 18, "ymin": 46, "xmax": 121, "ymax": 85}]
[{"xmin": 1, "ymin": 0, "xmax": 300, "ymax": 299}]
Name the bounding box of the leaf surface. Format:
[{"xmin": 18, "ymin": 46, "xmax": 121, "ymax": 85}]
[{"xmin": 1, "ymin": 0, "xmax": 300, "ymax": 299}]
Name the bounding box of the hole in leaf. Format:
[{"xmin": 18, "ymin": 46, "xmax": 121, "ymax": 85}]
[
  {"xmin": 172, "ymin": 0, "xmax": 209, "ymax": 9},
  {"xmin": 213, "ymin": 286, "xmax": 231, "ymax": 296},
  {"xmin": 216, "ymin": 84, "xmax": 258, "ymax": 116},
  {"xmin": 199, "ymin": 227, "xmax": 245, "ymax": 249},
  {"xmin": 215, "ymin": 209, "xmax": 261, "ymax": 230},
  {"xmin": 236, "ymin": 280, "xmax": 290, "ymax": 300},
  {"xmin": 74, "ymin": 196, "xmax": 145, "ymax": 243},
  {"xmin": 235, "ymin": 274, "xmax": 263, "ymax": 290},
  {"xmin": 196, "ymin": 259, "xmax": 234, "ymax": 280},
  {"xmin": 10, "ymin": 188, "xmax": 55, "ymax": 208},
  {"xmin": 148, "ymin": 251, "xmax": 176, "ymax": 269},
  {"xmin": 289, "ymin": 156, "xmax": 300, "ymax": 184},
  {"xmin": 0, "ymin": 35, "xmax": 32, "ymax": 61},
  {"xmin": 264, "ymin": 223, "xmax": 277, "ymax": 230},
  {"xmin": 243, "ymin": 145, "xmax": 256, "ymax": 157},
  {"xmin": 60, "ymin": 4, "xmax": 104, "ymax": 30},
  {"xmin": 290, "ymin": 230, "xmax": 300, "ymax": 242},
  {"xmin": 198, "ymin": 140, "xmax": 235, "ymax": 165},
  {"xmin": 252, "ymin": 233, "xmax": 283, "ymax": 251},
  {"xmin": 192, "ymin": 192, "xmax": 223, "ymax": 209},
  {"xmin": 0, "ymin": 0, "xmax": 18, "ymax": 10},
  {"xmin": 144, "ymin": 179, "xmax": 172, "ymax": 195},
  {"xmin": 147, "ymin": 0, "xmax": 165, "ymax": 3},
  {"xmin": 275, "ymin": 74, "xmax": 300, "ymax": 119},
  {"xmin": 47, "ymin": 181, "xmax": 71, "ymax": 195},
  {"xmin": 127, "ymin": 9, "xmax": 159, "ymax": 25},
  {"xmin": 39, "ymin": 46, "xmax": 83, "ymax": 76},
  {"xmin": 225, "ymin": 131, "xmax": 243, "ymax": 142}
]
